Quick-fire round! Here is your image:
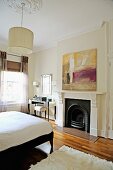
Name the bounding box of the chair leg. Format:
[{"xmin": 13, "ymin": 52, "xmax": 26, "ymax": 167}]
[
  {"xmin": 54, "ymin": 106, "xmax": 56, "ymax": 119},
  {"xmin": 39, "ymin": 111, "xmax": 42, "ymax": 117},
  {"xmin": 45, "ymin": 110, "xmax": 46, "ymax": 119},
  {"xmin": 34, "ymin": 110, "xmax": 36, "ymax": 116},
  {"xmin": 48, "ymin": 111, "xmax": 49, "ymax": 121}
]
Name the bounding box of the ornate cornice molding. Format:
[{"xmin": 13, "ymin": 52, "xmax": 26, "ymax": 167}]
[{"xmin": 4, "ymin": 0, "xmax": 42, "ymax": 14}]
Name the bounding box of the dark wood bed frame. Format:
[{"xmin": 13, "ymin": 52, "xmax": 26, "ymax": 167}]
[{"xmin": 0, "ymin": 131, "xmax": 53, "ymax": 169}]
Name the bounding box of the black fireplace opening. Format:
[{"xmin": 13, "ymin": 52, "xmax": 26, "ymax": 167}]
[{"xmin": 65, "ymin": 99, "xmax": 90, "ymax": 133}]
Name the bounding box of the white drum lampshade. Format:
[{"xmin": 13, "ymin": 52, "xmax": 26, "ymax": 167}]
[{"xmin": 8, "ymin": 27, "xmax": 34, "ymax": 55}]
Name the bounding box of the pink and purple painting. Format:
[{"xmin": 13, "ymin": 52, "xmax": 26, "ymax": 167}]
[{"xmin": 62, "ymin": 49, "xmax": 97, "ymax": 91}]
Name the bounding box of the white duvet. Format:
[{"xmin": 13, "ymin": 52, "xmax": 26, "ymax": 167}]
[{"xmin": 0, "ymin": 111, "xmax": 53, "ymax": 151}]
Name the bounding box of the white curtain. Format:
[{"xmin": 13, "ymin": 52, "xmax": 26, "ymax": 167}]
[{"xmin": 0, "ymin": 53, "xmax": 29, "ymax": 113}]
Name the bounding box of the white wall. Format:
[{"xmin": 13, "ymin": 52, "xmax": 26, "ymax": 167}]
[
  {"xmin": 28, "ymin": 53, "xmax": 36, "ymax": 99},
  {"xmin": 28, "ymin": 47, "xmax": 58, "ymax": 116},
  {"xmin": 30, "ymin": 47, "xmax": 58, "ymax": 98},
  {"xmin": 108, "ymin": 19, "xmax": 113, "ymax": 138},
  {"xmin": 57, "ymin": 25, "xmax": 107, "ymax": 93},
  {"xmin": 0, "ymin": 43, "xmax": 7, "ymax": 51}
]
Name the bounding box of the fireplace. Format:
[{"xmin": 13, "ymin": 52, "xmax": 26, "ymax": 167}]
[
  {"xmin": 56, "ymin": 91, "xmax": 104, "ymax": 137},
  {"xmin": 65, "ymin": 98, "xmax": 90, "ymax": 133}
]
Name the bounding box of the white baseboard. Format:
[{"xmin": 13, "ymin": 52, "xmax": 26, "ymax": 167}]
[
  {"xmin": 97, "ymin": 129, "xmax": 113, "ymax": 139},
  {"xmin": 91, "ymin": 129, "xmax": 113, "ymax": 139},
  {"xmin": 55, "ymin": 119, "xmax": 58, "ymax": 125},
  {"xmin": 55, "ymin": 119, "xmax": 64, "ymax": 127},
  {"xmin": 58, "ymin": 120, "xmax": 64, "ymax": 127},
  {"xmin": 90, "ymin": 128, "xmax": 98, "ymax": 137},
  {"xmin": 108, "ymin": 130, "xmax": 113, "ymax": 139},
  {"xmin": 97, "ymin": 129, "xmax": 106, "ymax": 137}
]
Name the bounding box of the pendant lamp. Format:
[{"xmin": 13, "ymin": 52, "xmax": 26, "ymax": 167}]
[{"xmin": 8, "ymin": 3, "xmax": 34, "ymax": 55}]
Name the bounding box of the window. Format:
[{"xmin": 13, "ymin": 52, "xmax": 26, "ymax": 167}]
[
  {"xmin": 1, "ymin": 71, "xmax": 24, "ymax": 104},
  {"xmin": 41, "ymin": 74, "xmax": 52, "ymax": 95}
]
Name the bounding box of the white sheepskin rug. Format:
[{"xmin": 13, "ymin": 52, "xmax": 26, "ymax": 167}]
[{"xmin": 29, "ymin": 145, "xmax": 113, "ymax": 170}]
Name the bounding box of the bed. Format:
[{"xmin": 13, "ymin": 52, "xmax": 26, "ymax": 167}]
[{"xmin": 0, "ymin": 111, "xmax": 53, "ymax": 169}]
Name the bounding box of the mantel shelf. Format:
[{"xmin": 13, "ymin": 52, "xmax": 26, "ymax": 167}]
[{"xmin": 61, "ymin": 90, "xmax": 106, "ymax": 95}]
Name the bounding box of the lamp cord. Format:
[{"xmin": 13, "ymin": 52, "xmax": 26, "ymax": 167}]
[{"xmin": 21, "ymin": 3, "xmax": 25, "ymax": 27}]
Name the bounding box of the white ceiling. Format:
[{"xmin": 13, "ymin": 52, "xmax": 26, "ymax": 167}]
[{"xmin": 0, "ymin": 0, "xmax": 113, "ymax": 52}]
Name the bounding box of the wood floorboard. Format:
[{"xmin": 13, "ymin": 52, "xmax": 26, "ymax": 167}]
[{"xmin": 51, "ymin": 120, "xmax": 113, "ymax": 162}]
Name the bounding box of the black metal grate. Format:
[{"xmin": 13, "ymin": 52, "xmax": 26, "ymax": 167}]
[{"xmin": 65, "ymin": 99, "xmax": 90, "ymax": 133}]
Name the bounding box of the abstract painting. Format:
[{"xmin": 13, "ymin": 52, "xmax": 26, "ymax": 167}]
[{"xmin": 62, "ymin": 49, "xmax": 97, "ymax": 91}]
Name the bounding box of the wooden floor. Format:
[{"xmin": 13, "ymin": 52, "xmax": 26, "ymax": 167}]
[{"xmin": 52, "ymin": 121, "xmax": 113, "ymax": 162}]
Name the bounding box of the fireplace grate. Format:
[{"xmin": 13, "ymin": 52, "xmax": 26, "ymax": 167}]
[
  {"xmin": 65, "ymin": 99, "xmax": 90, "ymax": 132},
  {"xmin": 71, "ymin": 120, "xmax": 85, "ymax": 129}
]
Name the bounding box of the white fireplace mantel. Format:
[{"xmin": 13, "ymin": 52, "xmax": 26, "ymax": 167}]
[
  {"xmin": 61, "ymin": 90, "xmax": 106, "ymax": 95},
  {"xmin": 56, "ymin": 91, "xmax": 106, "ymax": 137}
]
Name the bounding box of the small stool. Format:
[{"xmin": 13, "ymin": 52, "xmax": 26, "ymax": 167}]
[{"xmin": 34, "ymin": 105, "xmax": 47, "ymax": 119}]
